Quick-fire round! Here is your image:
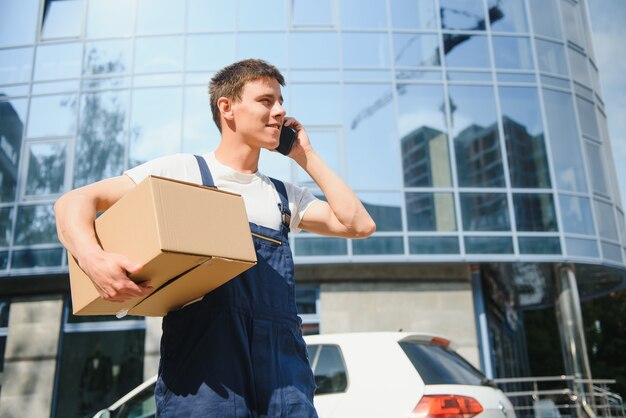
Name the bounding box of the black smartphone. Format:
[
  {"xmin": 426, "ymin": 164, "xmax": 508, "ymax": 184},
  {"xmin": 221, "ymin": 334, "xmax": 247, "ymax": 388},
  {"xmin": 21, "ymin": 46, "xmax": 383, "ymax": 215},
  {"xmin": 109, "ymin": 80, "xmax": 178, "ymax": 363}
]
[{"xmin": 276, "ymin": 124, "xmax": 297, "ymax": 156}]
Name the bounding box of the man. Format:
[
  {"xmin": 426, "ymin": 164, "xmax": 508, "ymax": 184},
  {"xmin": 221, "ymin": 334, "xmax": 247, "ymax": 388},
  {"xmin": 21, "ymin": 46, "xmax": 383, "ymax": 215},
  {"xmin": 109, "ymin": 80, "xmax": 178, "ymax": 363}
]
[{"xmin": 55, "ymin": 59, "xmax": 376, "ymax": 417}]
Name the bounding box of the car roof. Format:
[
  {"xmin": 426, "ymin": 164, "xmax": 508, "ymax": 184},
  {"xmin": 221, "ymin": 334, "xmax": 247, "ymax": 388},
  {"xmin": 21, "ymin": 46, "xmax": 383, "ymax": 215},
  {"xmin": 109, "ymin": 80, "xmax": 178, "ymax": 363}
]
[{"xmin": 304, "ymin": 332, "xmax": 456, "ymax": 349}]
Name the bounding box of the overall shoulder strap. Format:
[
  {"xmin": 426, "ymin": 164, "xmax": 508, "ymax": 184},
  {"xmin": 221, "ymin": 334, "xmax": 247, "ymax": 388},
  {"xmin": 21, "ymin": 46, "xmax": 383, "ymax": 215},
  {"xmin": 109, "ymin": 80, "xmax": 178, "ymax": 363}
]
[
  {"xmin": 269, "ymin": 177, "xmax": 291, "ymax": 231},
  {"xmin": 194, "ymin": 155, "xmax": 215, "ymax": 188}
]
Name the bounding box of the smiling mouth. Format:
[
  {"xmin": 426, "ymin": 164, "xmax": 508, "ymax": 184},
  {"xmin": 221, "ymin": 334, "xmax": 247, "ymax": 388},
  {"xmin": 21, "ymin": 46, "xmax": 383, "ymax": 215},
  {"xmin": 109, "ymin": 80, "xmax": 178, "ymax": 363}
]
[{"xmin": 266, "ymin": 123, "xmax": 281, "ymax": 130}]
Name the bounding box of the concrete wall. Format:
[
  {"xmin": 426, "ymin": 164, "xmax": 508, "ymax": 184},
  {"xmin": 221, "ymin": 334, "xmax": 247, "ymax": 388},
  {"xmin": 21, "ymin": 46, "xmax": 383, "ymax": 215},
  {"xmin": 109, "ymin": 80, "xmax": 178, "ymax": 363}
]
[
  {"xmin": 319, "ymin": 280, "xmax": 479, "ymax": 367},
  {"xmin": 0, "ymin": 296, "xmax": 63, "ymax": 418}
]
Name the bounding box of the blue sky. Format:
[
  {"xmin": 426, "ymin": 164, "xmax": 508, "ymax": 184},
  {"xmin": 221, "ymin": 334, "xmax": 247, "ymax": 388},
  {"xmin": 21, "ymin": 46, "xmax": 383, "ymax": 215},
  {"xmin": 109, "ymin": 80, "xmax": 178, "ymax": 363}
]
[{"xmin": 588, "ymin": 0, "xmax": 626, "ymax": 209}]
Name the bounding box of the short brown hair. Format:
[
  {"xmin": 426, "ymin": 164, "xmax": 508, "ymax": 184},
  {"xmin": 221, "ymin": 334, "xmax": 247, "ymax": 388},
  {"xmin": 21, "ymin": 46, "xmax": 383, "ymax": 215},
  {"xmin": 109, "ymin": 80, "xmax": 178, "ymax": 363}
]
[{"xmin": 209, "ymin": 59, "xmax": 285, "ymax": 131}]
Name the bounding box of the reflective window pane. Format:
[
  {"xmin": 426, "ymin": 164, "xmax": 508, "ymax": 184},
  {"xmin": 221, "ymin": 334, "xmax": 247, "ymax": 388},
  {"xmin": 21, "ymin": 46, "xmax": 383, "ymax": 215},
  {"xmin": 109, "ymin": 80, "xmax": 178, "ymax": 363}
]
[
  {"xmin": 295, "ymin": 237, "xmax": 348, "ymax": 256},
  {"xmin": 594, "ymin": 200, "xmax": 618, "ymax": 241},
  {"xmin": 496, "ymin": 72, "xmax": 535, "ymax": 83},
  {"xmin": 524, "ymin": 237, "xmax": 561, "ymax": 260},
  {"xmin": 513, "ymin": 194, "xmax": 557, "ymax": 232},
  {"xmin": 461, "ymin": 193, "xmax": 510, "ymax": 231},
  {"xmin": 409, "ymin": 237, "xmax": 459, "ymax": 254},
  {"xmin": 528, "ymin": 0, "xmax": 562, "ymax": 39},
  {"xmin": 295, "ymin": 130, "xmax": 340, "ymax": 187},
  {"xmin": 565, "ymin": 237, "xmax": 598, "ymax": 258},
  {"xmin": 135, "ymin": 36, "xmax": 183, "ymax": 74},
  {"xmin": 499, "ymin": 86, "xmax": 550, "ymax": 188},
  {"xmin": 15, "ymin": 204, "xmax": 58, "ymax": 245},
  {"xmin": 34, "ymin": 43, "xmax": 82, "ymax": 81},
  {"xmin": 186, "ymin": 34, "xmax": 236, "ymax": 72},
  {"xmin": 568, "ymin": 48, "xmax": 590, "ymax": 86},
  {"xmin": 27, "ymin": 94, "xmax": 77, "ymax": 138},
  {"xmin": 188, "ymin": 0, "xmax": 235, "ymax": 32},
  {"xmin": 352, "ymin": 237, "xmax": 404, "ymax": 255},
  {"xmin": 83, "ymin": 40, "xmax": 132, "ymax": 76},
  {"xmin": 359, "ymin": 193, "xmax": 402, "ymax": 232},
  {"xmin": 0, "ymin": 0, "xmax": 38, "ymax": 47},
  {"xmin": 585, "ymin": 142, "xmax": 608, "ymax": 196},
  {"xmin": 0, "ymin": 208, "xmax": 14, "ymax": 247},
  {"xmin": 394, "ymin": 34, "xmax": 440, "ymax": 67},
  {"xmin": 11, "ymin": 248, "xmax": 63, "ymax": 268},
  {"xmin": 129, "ymin": 88, "xmax": 182, "ymax": 166},
  {"xmin": 446, "ymin": 71, "xmax": 491, "ymax": 81},
  {"xmin": 391, "ymin": 0, "xmax": 437, "ymax": 29},
  {"xmin": 293, "ymin": 0, "xmax": 333, "ymax": 27},
  {"xmin": 237, "ymin": 33, "xmax": 287, "ymax": 69},
  {"xmin": 601, "ymin": 242, "xmax": 622, "ymax": 263},
  {"xmin": 406, "ymin": 193, "xmax": 456, "ymax": 231},
  {"xmin": 343, "ymin": 33, "xmax": 390, "ymax": 68},
  {"xmin": 0, "ymin": 47, "xmax": 33, "ymax": 85},
  {"xmin": 340, "ymin": 0, "xmax": 387, "ymax": 28},
  {"xmin": 398, "ymin": 85, "xmax": 452, "ymax": 187},
  {"xmin": 238, "ymin": 0, "xmax": 286, "ymax": 30},
  {"xmin": 518, "ymin": 237, "xmax": 561, "ymax": 254},
  {"xmin": 492, "ymin": 36, "xmax": 533, "ymax": 69},
  {"xmin": 0, "ymin": 99, "xmax": 26, "ymax": 202},
  {"xmin": 536, "ymin": 39, "xmax": 568, "ymax": 76},
  {"xmin": 74, "ymin": 91, "xmax": 129, "ymax": 187},
  {"xmin": 576, "ymin": 97, "xmax": 599, "ymax": 138},
  {"xmin": 136, "ymin": 0, "xmax": 184, "ymax": 35},
  {"xmin": 487, "ymin": 0, "xmax": 528, "ymax": 32},
  {"xmin": 87, "ymin": 0, "xmax": 136, "ymax": 39},
  {"xmin": 291, "ymin": 84, "xmax": 341, "ymax": 126},
  {"xmin": 41, "ymin": 0, "xmax": 83, "ymax": 39},
  {"xmin": 542, "ymin": 89, "xmax": 587, "ymax": 192},
  {"xmin": 25, "ymin": 141, "xmax": 67, "ymax": 195},
  {"xmin": 290, "ymin": 32, "xmax": 340, "ymax": 69},
  {"xmin": 440, "ymin": 0, "xmax": 485, "ymax": 30},
  {"xmin": 443, "ymin": 34, "xmax": 490, "ymax": 68},
  {"xmin": 450, "ymin": 85, "xmax": 505, "ymax": 187},
  {"xmin": 54, "ymin": 329, "xmax": 145, "ymax": 418},
  {"xmin": 561, "ymin": 0, "xmax": 586, "ymax": 49},
  {"xmin": 344, "ymin": 84, "xmax": 401, "ymax": 189},
  {"xmin": 559, "ymin": 195, "xmax": 595, "ymax": 235},
  {"xmin": 0, "ymin": 252, "xmax": 7, "ymax": 269},
  {"xmin": 182, "ymin": 86, "xmax": 220, "ymax": 154},
  {"xmin": 464, "ymin": 236, "xmax": 513, "ymax": 254}
]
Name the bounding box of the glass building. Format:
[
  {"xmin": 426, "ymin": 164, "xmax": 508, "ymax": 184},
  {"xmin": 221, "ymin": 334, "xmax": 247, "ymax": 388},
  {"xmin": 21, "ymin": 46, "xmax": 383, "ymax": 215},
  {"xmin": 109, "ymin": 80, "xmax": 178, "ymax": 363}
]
[{"xmin": 0, "ymin": 0, "xmax": 625, "ymax": 416}]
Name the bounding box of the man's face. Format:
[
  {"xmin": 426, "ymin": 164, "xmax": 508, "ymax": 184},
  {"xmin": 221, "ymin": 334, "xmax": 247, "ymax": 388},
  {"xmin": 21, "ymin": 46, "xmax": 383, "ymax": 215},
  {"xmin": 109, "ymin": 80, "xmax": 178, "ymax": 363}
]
[{"xmin": 230, "ymin": 77, "xmax": 286, "ymax": 149}]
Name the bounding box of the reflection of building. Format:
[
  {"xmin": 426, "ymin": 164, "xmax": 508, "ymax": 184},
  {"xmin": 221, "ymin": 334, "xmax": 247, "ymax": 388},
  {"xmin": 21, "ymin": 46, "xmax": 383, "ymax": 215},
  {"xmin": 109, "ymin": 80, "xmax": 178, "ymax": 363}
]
[
  {"xmin": 0, "ymin": 98, "xmax": 22, "ymax": 202},
  {"xmin": 1, "ymin": 0, "xmax": 625, "ymax": 415}
]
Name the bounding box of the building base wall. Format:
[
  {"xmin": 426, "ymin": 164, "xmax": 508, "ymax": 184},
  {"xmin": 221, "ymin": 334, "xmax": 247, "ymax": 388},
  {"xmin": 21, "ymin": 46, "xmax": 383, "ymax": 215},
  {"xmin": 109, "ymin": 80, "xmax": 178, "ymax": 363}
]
[{"xmin": 319, "ymin": 280, "xmax": 479, "ymax": 367}]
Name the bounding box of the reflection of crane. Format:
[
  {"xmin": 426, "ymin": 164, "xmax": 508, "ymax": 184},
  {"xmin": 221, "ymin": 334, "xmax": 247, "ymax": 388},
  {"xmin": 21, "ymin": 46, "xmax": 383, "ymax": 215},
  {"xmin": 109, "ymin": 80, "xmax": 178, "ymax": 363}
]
[{"xmin": 350, "ymin": 2, "xmax": 504, "ymax": 131}]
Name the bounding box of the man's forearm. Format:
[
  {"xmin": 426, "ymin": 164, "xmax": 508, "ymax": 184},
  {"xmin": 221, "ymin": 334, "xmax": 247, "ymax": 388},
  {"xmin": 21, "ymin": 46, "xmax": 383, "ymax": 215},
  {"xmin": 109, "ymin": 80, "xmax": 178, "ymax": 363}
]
[
  {"xmin": 55, "ymin": 192, "xmax": 104, "ymax": 262},
  {"xmin": 294, "ymin": 150, "xmax": 375, "ymax": 237}
]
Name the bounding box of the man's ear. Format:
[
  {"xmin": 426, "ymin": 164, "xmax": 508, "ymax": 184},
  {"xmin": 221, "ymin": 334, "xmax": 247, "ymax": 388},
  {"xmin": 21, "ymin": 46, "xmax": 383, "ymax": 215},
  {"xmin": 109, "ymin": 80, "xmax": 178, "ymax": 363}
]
[{"xmin": 217, "ymin": 97, "xmax": 234, "ymax": 122}]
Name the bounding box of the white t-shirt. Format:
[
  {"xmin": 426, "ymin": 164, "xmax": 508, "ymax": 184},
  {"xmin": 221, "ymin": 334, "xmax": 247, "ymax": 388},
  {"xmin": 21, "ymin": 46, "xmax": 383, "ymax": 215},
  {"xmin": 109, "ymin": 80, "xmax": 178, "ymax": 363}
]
[{"xmin": 124, "ymin": 152, "xmax": 318, "ymax": 233}]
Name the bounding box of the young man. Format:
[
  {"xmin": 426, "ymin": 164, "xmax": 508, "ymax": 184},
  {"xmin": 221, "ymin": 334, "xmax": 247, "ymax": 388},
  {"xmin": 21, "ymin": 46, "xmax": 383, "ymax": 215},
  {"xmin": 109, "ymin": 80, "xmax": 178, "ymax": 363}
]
[{"xmin": 55, "ymin": 59, "xmax": 375, "ymax": 417}]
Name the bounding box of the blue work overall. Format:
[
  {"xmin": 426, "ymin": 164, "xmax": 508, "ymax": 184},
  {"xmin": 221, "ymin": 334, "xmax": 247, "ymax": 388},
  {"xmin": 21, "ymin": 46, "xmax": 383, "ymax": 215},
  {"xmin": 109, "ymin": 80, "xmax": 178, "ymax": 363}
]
[{"xmin": 155, "ymin": 155, "xmax": 318, "ymax": 418}]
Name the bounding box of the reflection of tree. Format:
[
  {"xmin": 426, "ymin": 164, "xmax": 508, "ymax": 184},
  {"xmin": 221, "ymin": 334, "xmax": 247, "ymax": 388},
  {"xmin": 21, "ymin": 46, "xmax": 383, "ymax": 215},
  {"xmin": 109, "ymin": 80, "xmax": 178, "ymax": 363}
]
[
  {"xmin": 74, "ymin": 49, "xmax": 129, "ymax": 188},
  {"xmin": 26, "ymin": 143, "xmax": 66, "ymax": 195},
  {"xmin": 15, "ymin": 205, "xmax": 57, "ymax": 245}
]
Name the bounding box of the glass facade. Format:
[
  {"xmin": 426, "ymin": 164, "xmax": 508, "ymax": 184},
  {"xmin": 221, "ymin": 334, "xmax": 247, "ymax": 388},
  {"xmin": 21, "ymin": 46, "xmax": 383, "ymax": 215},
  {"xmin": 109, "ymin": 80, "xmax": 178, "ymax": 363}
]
[
  {"xmin": 0, "ymin": 0, "xmax": 623, "ymax": 269},
  {"xmin": 1, "ymin": 0, "xmax": 625, "ymax": 414}
]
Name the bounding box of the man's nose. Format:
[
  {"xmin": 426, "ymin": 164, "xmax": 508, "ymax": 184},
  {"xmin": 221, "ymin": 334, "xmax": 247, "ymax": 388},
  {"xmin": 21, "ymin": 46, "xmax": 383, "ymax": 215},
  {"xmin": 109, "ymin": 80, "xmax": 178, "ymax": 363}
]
[{"xmin": 272, "ymin": 102, "xmax": 286, "ymax": 119}]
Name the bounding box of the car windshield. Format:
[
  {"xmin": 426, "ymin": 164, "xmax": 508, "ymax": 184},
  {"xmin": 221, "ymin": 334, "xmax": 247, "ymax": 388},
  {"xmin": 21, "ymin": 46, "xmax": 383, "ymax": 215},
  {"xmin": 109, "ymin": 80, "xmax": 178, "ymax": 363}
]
[{"xmin": 399, "ymin": 341, "xmax": 485, "ymax": 385}]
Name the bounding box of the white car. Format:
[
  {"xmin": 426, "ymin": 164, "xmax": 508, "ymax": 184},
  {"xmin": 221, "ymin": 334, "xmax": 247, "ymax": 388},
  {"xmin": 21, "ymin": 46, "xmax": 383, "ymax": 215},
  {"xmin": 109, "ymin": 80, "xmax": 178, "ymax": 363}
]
[
  {"xmin": 94, "ymin": 332, "xmax": 515, "ymax": 418},
  {"xmin": 306, "ymin": 332, "xmax": 515, "ymax": 418}
]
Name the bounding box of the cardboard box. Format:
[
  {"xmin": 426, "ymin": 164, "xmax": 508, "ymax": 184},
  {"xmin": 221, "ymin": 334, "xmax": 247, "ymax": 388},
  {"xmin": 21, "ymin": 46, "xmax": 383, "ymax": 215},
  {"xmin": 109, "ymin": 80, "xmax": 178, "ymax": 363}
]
[{"xmin": 68, "ymin": 175, "xmax": 257, "ymax": 316}]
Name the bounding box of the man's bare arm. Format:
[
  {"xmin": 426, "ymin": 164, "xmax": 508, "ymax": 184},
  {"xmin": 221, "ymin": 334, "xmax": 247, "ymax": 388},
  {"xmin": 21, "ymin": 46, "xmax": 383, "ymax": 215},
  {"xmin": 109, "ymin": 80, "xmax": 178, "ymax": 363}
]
[
  {"xmin": 54, "ymin": 175, "xmax": 152, "ymax": 302},
  {"xmin": 286, "ymin": 119, "xmax": 376, "ymax": 238}
]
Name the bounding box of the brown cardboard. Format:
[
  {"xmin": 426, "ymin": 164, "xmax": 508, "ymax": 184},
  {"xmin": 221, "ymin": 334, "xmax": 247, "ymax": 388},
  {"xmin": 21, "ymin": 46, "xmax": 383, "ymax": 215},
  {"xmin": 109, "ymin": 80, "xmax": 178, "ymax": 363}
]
[{"xmin": 68, "ymin": 175, "xmax": 257, "ymax": 316}]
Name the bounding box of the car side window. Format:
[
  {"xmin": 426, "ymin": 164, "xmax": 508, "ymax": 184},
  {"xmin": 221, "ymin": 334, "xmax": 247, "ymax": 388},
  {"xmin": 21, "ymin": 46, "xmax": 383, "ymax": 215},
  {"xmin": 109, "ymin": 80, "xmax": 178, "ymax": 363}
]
[{"xmin": 308, "ymin": 344, "xmax": 348, "ymax": 395}]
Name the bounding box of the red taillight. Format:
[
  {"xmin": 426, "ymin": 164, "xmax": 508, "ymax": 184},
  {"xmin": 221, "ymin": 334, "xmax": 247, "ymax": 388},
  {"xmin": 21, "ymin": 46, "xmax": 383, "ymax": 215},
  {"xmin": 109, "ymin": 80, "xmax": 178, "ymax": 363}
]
[{"xmin": 410, "ymin": 395, "xmax": 483, "ymax": 418}]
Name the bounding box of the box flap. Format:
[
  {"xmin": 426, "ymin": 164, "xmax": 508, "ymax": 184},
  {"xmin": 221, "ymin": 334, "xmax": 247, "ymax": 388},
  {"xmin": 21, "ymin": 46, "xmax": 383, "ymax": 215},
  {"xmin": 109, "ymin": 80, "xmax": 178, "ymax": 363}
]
[{"xmin": 129, "ymin": 257, "xmax": 255, "ymax": 316}]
